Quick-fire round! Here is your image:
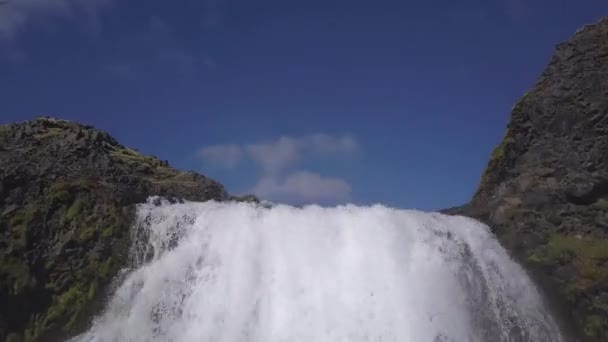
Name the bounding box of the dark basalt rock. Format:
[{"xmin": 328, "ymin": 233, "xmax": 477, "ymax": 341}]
[
  {"xmin": 0, "ymin": 117, "xmax": 229, "ymax": 341},
  {"xmin": 446, "ymin": 17, "xmax": 608, "ymax": 341}
]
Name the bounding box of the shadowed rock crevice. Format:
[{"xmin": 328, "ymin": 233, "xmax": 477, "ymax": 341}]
[{"xmin": 565, "ymin": 178, "xmax": 608, "ymax": 205}]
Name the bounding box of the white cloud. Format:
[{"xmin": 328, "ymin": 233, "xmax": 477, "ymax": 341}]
[
  {"xmin": 0, "ymin": 0, "xmax": 112, "ymax": 39},
  {"xmin": 252, "ymin": 171, "xmax": 351, "ymax": 203},
  {"xmin": 245, "ymin": 133, "xmax": 358, "ymax": 174},
  {"xmin": 246, "ymin": 136, "xmax": 300, "ymax": 174},
  {"xmin": 303, "ymin": 133, "xmax": 358, "ymax": 156},
  {"xmin": 197, "ymin": 133, "xmax": 358, "ymax": 204},
  {"xmin": 198, "ymin": 144, "xmax": 243, "ymax": 169}
]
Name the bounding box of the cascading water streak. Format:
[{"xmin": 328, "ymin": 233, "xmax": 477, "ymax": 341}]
[{"xmin": 72, "ymin": 198, "xmax": 563, "ymax": 342}]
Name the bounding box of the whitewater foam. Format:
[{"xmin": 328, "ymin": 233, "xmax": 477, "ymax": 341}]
[{"xmin": 72, "ymin": 198, "xmax": 563, "ymax": 342}]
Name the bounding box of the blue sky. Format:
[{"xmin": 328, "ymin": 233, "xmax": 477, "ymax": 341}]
[{"xmin": 1, "ymin": 0, "xmax": 606, "ymax": 210}]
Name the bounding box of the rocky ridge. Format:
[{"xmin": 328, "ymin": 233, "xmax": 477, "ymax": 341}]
[
  {"xmin": 0, "ymin": 117, "xmax": 230, "ymax": 341},
  {"xmin": 447, "ymin": 16, "xmax": 608, "ymax": 341}
]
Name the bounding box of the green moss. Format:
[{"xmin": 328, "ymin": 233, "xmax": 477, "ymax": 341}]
[
  {"xmin": 98, "ymin": 258, "xmax": 114, "ymax": 279},
  {"xmin": 584, "ymin": 315, "xmax": 605, "ymax": 338},
  {"xmin": 152, "ymin": 167, "xmax": 178, "ymax": 179},
  {"xmin": 49, "ymin": 182, "xmax": 73, "ymax": 203},
  {"xmin": 527, "ymin": 253, "xmax": 542, "ymax": 263},
  {"xmin": 44, "ymin": 282, "xmax": 57, "ymax": 292},
  {"xmin": 526, "ymin": 235, "xmax": 608, "ymax": 340},
  {"xmin": 543, "ymin": 235, "xmax": 608, "ymax": 263},
  {"xmin": 101, "ymin": 226, "xmax": 114, "ymax": 238},
  {"xmin": 35, "ymin": 117, "xmax": 67, "ymax": 124},
  {"xmin": 77, "ymin": 225, "xmax": 98, "ymax": 242},
  {"xmin": 36, "ymin": 257, "xmax": 120, "ymax": 337},
  {"xmin": 23, "ymin": 328, "xmax": 34, "ymax": 342},
  {"xmin": 110, "ymin": 147, "xmax": 147, "ymax": 163},
  {"xmin": 99, "ymin": 210, "xmax": 119, "ymax": 238},
  {"xmin": 474, "ymin": 130, "xmax": 517, "ymax": 199},
  {"xmin": 528, "ymin": 234, "xmax": 608, "ymax": 294},
  {"xmin": 66, "ymin": 199, "xmax": 84, "ymax": 221},
  {"xmin": 34, "ymin": 127, "xmax": 64, "ymax": 139},
  {"xmin": 0, "ymin": 256, "xmax": 34, "ymax": 295},
  {"xmin": 9, "ymin": 206, "xmax": 36, "ymax": 226},
  {"xmin": 24, "ymin": 314, "xmax": 46, "ymax": 342},
  {"xmin": 87, "ymin": 281, "xmax": 98, "ymax": 301},
  {"xmin": 36, "ymin": 257, "xmax": 119, "ymax": 336},
  {"xmin": 489, "ymin": 135, "xmax": 515, "ymax": 162},
  {"xmin": 110, "ymin": 146, "xmax": 169, "ymax": 171},
  {"xmin": 49, "ymin": 180, "xmax": 99, "ymax": 205},
  {"xmin": 592, "ymin": 198, "xmax": 608, "ymax": 209},
  {"xmin": 5, "ymin": 332, "xmax": 21, "ymax": 342},
  {"xmin": 117, "ymin": 147, "xmax": 140, "ymax": 156},
  {"xmin": 0, "ymin": 174, "xmax": 134, "ymax": 339},
  {"xmin": 67, "ymin": 198, "xmax": 103, "ymax": 243},
  {"xmin": 520, "ymin": 90, "xmax": 535, "ymax": 103},
  {"xmin": 8, "ymin": 206, "xmax": 38, "ymax": 251},
  {"xmin": 44, "ymin": 260, "xmax": 55, "ymax": 271},
  {"xmin": 44, "ymin": 285, "xmax": 86, "ymax": 332}
]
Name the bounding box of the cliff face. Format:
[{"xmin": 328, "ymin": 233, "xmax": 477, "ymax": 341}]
[
  {"xmin": 0, "ymin": 118, "xmax": 228, "ymax": 341},
  {"xmin": 451, "ymin": 17, "xmax": 608, "ymax": 341}
]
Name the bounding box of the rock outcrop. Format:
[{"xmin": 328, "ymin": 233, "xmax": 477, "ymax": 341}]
[
  {"xmin": 448, "ymin": 17, "xmax": 608, "ymax": 341},
  {"xmin": 0, "ymin": 117, "xmax": 228, "ymax": 341}
]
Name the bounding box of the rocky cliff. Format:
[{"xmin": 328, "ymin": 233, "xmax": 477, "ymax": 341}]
[
  {"xmin": 0, "ymin": 118, "xmax": 229, "ymax": 341},
  {"xmin": 448, "ymin": 16, "xmax": 608, "ymax": 341}
]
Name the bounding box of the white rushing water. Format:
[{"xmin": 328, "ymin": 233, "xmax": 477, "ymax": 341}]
[{"xmin": 73, "ymin": 198, "xmax": 563, "ymax": 342}]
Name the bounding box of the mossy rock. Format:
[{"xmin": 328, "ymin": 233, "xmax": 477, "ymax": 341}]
[
  {"xmin": 33, "ymin": 127, "xmax": 65, "ymax": 140},
  {"xmin": 44, "ymin": 285, "xmax": 87, "ymax": 331},
  {"xmin": 0, "ymin": 117, "xmax": 227, "ymax": 341},
  {"xmin": 527, "ymin": 234, "xmax": 608, "ymax": 340},
  {"xmin": 528, "ymin": 234, "xmax": 608, "ymax": 290},
  {"xmin": 453, "ymin": 16, "xmax": 608, "ymax": 342},
  {"xmin": 0, "ymin": 183, "xmax": 132, "ymax": 341},
  {"xmin": 489, "ymin": 135, "xmax": 515, "ymax": 162},
  {"xmin": 0, "ymin": 125, "xmax": 9, "ymax": 138},
  {"xmin": 0, "ymin": 256, "xmax": 36, "ymax": 296},
  {"xmin": 7, "ymin": 207, "xmax": 38, "ymax": 252}
]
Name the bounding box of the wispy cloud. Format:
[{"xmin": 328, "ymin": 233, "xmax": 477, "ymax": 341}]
[
  {"xmin": 101, "ymin": 15, "xmax": 214, "ymax": 78},
  {"xmin": 302, "ymin": 133, "xmax": 358, "ymax": 156},
  {"xmin": 0, "ymin": 0, "xmax": 112, "ymax": 39},
  {"xmin": 0, "ymin": 0, "xmax": 112, "ymax": 60},
  {"xmin": 246, "ymin": 136, "xmax": 301, "ymax": 174},
  {"xmin": 253, "ymin": 171, "xmax": 352, "ymax": 204},
  {"xmin": 198, "ymin": 133, "xmax": 358, "ymax": 204},
  {"xmin": 246, "ymin": 133, "xmax": 357, "ymax": 174},
  {"xmin": 198, "ymin": 144, "xmax": 243, "ymax": 169}
]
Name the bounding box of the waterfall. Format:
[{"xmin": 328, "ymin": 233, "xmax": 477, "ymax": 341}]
[{"xmin": 72, "ymin": 198, "xmax": 563, "ymax": 342}]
